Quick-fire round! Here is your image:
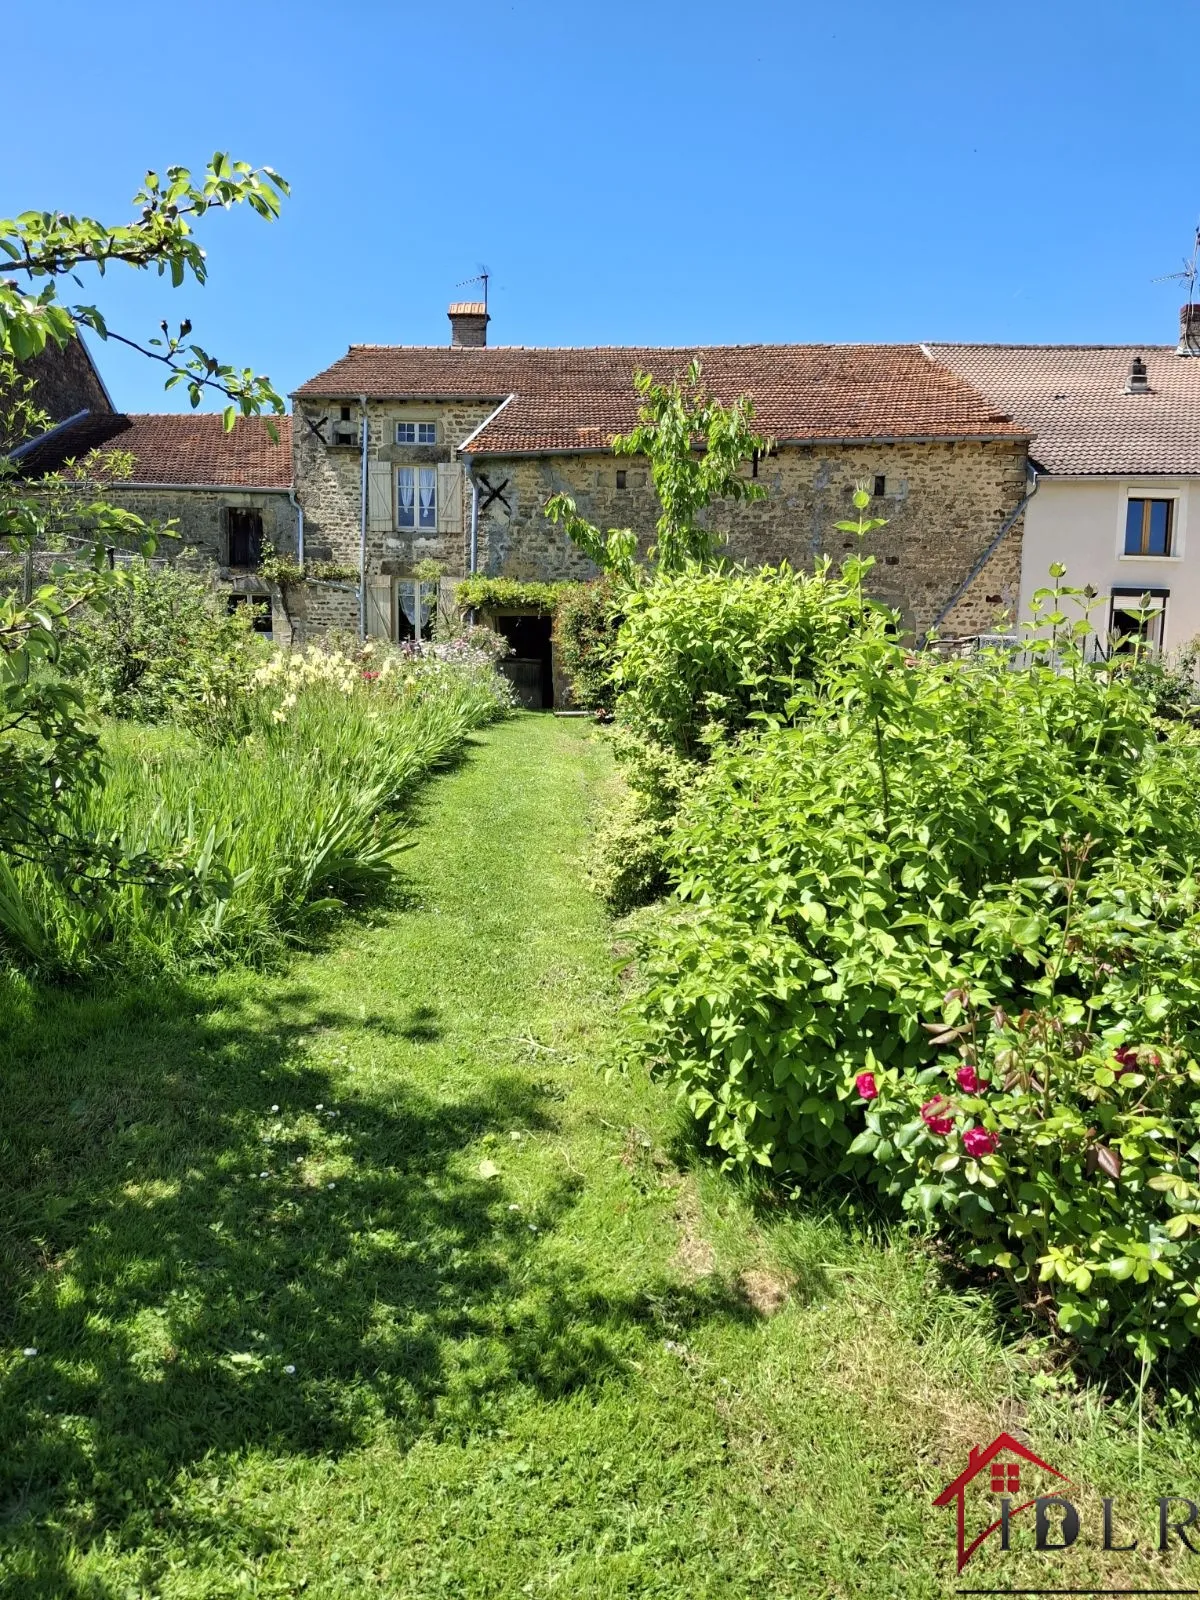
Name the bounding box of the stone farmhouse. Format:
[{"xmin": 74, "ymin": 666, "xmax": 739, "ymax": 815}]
[
  {"xmin": 10, "ymin": 338, "xmax": 296, "ymax": 635},
  {"xmin": 291, "ymin": 304, "xmax": 1033, "ymax": 694},
  {"xmin": 17, "ymin": 299, "xmax": 1200, "ymax": 699}
]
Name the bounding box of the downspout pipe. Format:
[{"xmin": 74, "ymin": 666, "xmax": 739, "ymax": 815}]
[
  {"xmin": 358, "ymin": 394, "xmax": 368, "ymax": 638},
  {"xmin": 287, "ymin": 486, "xmax": 304, "ymax": 567},
  {"xmin": 924, "ymin": 464, "xmax": 1040, "ymax": 643},
  {"xmin": 463, "ymin": 453, "xmax": 480, "ymax": 575}
]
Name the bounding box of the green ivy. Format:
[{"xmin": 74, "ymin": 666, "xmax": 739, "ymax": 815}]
[{"xmin": 456, "ymin": 576, "xmax": 577, "ymax": 614}]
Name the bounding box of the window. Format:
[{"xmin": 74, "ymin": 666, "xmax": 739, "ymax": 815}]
[
  {"xmin": 397, "ymin": 466, "xmax": 437, "ymax": 530},
  {"xmin": 1124, "ymin": 497, "xmax": 1174, "ymax": 556},
  {"xmin": 1110, "ymin": 587, "xmax": 1167, "ymax": 653},
  {"xmin": 615, "ymin": 469, "xmax": 627, "ymax": 489},
  {"xmin": 227, "ymin": 593, "xmax": 272, "ymax": 633},
  {"xmin": 334, "ymin": 405, "xmax": 358, "ymax": 447},
  {"xmin": 225, "ymin": 508, "xmax": 263, "ymax": 567},
  {"xmin": 397, "ymin": 580, "xmax": 434, "ymax": 641},
  {"xmin": 396, "ymin": 421, "xmax": 437, "ymax": 444},
  {"xmin": 873, "ymin": 475, "xmax": 887, "ymax": 497}
]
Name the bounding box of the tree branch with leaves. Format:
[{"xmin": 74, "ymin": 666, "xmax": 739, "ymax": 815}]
[{"xmin": 546, "ymin": 360, "xmax": 771, "ymax": 579}]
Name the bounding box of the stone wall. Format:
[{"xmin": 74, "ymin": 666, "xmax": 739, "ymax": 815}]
[
  {"xmin": 104, "ymin": 484, "xmax": 297, "ymax": 576},
  {"xmin": 291, "ymin": 398, "xmax": 493, "ymax": 575},
  {"xmin": 292, "ymin": 396, "xmax": 1029, "ymax": 640},
  {"xmin": 474, "ymin": 440, "xmax": 1029, "ymax": 635}
]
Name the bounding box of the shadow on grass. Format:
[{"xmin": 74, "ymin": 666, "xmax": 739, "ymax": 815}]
[{"xmin": 0, "ymin": 970, "xmax": 755, "ymax": 1594}]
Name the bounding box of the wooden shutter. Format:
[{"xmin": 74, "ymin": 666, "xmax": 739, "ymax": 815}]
[
  {"xmin": 437, "ymin": 463, "xmax": 464, "ymax": 534},
  {"xmin": 365, "ymin": 577, "xmax": 393, "ymax": 639},
  {"xmin": 367, "ymin": 461, "xmax": 394, "ymax": 534}
]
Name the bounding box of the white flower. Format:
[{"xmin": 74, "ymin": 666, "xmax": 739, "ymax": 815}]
[
  {"xmin": 270, "ymin": 1104, "xmax": 279, "ymax": 1113},
  {"xmin": 283, "ymin": 1364, "xmax": 296, "ymax": 1375},
  {"xmin": 259, "ymin": 1171, "xmax": 269, "ymax": 1179},
  {"xmin": 327, "ymin": 1182, "xmax": 336, "ymax": 1190},
  {"xmin": 22, "ymin": 1347, "xmax": 37, "ymax": 1358}
]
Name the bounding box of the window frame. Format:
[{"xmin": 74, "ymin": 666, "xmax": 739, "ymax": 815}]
[
  {"xmin": 395, "ymin": 419, "xmax": 438, "ymax": 446},
  {"xmin": 1109, "ymin": 585, "xmax": 1168, "ymax": 653},
  {"xmin": 395, "ymin": 465, "xmax": 438, "ymax": 532},
  {"xmin": 224, "ymin": 507, "xmax": 264, "ymax": 569},
  {"xmin": 1118, "ymin": 489, "xmax": 1182, "ymax": 560}
]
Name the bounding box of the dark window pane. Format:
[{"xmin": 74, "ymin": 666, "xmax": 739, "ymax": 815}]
[
  {"xmin": 227, "ymin": 508, "xmax": 263, "ymax": 567},
  {"xmin": 1149, "ymin": 499, "xmax": 1171, "ymax": 555},
  {"xmin": 1125, "ymin": 499, "xmax": 1144, "ymax": 555}
]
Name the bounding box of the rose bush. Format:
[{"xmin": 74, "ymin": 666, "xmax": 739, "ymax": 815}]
[{"xmin": 634, "ymin": 570, "xmax": 1200, "ymax": 1366}]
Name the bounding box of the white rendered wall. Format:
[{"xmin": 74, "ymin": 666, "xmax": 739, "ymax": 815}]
[{"xmin": 1018, "ymin": 477, "xmax": 1200, "ymax": 653}]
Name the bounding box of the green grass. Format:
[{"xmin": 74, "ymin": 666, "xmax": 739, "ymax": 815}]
[{"xmin": 3, "ymin": 714, "xmax": 1200, "ymax": 1597}]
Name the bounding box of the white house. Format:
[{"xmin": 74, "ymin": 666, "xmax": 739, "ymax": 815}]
[{"xmin": 933, "ymin": 307, "xmax": 1200, "ymax": 655}]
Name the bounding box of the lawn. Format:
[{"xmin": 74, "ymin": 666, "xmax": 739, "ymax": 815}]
[{"xmin": 2, "ymin": 714, "xmax": 1199, "ymax": 1598}]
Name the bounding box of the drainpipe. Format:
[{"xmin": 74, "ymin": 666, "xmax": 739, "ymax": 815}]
[
  {"xmin": 358, "ymin": 394, "xmax": 368, "ymax": 638},
  {"xmin": 462, "ymin": 453, "xmax": 481, "ymax": 626},
  {"xmin": 288, "ymin": 487, "xmax": 304, "ymax": 567},
  {"xmin": 463, "ymin": 453, "xmax": 480, "ymax": 575}
]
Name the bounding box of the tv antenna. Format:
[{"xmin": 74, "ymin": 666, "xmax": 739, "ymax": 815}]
[
  {"xmin": 1153, "ymin": 225, "xmax": 1200, "ymax": 300},
  {"xmin": 456, "ymin": 265, "xmax": 490, "ymax": 311}
]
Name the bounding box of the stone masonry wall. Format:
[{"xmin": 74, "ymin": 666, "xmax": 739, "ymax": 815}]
[
  {"xmin": 292, "ymin": 395, "xmax": 1029, "ymax": 639},
  {"xmin": 103, "ymin": 484, "xmax": 299, "ymax": 637},
  {"xmin": 292, "ymin": 398, "xmax": 494, "ymax": 575},
  {"xmin": 475, "ymin": 440, "xmax": 1029, "ymax": 636}
]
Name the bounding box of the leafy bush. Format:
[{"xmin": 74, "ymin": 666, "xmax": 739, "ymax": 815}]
[
  {"xmin": 613, "ymin": 563, "xmax": 862, "ymax": 758},
  {"xmin": 634, "ymin": 575, "xmax": 1200, "ymax": 1366},
  {"xmin": 455, "ymin": 576, "xmax": 572, "ymax": 614},
  {"xmin": 71, "ymin": 562, "xmax": 258, "ymax": 732},
  {"xmin": 587, "ymin": 727, "xmax": 694, "ymax": 912},
  {"xmin": 553, "ymin": 577, "xmax": 622, "ymax": 713},
  {"xmin": 0, "ymin": 639, "xmax": 512, "ymax": 977}
]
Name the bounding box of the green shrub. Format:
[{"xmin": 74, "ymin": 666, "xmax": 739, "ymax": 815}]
[
  {"xmin": 613, "ymin": 563, "xmax": 863, "ymax": 758},
  {"xmin": 455, "ymin": 576, "xmax": 572, "ymax": 614},
  {"xmin": 587, "ymin": 728, "xmax": 694, "ymax": 912},
  {"xmin": 71, "ymin": 562, "xmax": 258, "ymax": 731},
  {"xmin": 553, "ymin": 577, "xmax": 622, "ymax": 713},
  {"xmin": 634, "ymin": 577, "xmax": 1200, "ymax": 1366}
]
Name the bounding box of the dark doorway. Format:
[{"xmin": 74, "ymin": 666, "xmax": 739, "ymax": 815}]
[
  {"xmin": 226, "ymin": 508, "xmax": 264, "ymax": 568},
  {"xmin": 495, "ymin": 612, "xmax": 553, "ymax": 709}
]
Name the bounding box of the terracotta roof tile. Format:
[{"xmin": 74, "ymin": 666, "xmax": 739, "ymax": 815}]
[
  {"xmin": 930, "ymin": 345, "xmax": 1200, "ymax": 476},
  {"xmin": 109, "ymin": 413, "xmax": 292, "ymax": 488},
  {"xmin": 294, "ymin": 344, "xmax": 1026, "ymax": 453}
]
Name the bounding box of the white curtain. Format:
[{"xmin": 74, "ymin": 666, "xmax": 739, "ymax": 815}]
[{"xmin": 397, "ymin": 468, "xmax": 415, "ymax": 528}]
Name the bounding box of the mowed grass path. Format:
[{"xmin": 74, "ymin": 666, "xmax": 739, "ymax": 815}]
[{"xmin": 3, "ymin": 714, "xmax": 1200, "ymax": 1598}]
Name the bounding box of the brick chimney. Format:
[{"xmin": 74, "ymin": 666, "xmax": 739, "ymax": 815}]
[
  {"xmin": 448, "ymin": 301, "xmax": 489, "ymax": 348},
  {"xmin": 1178, "ymin": 303, "xmax": 1200, "ymax": 355}
]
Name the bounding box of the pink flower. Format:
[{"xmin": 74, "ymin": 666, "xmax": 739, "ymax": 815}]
[
  {"xmin": 855, "ymin": 1071, "xmax": 878, "ymax": 1101},
  {"xmin": 362, "ymin": 670, "xmax": 379, "ymax": 682},
  {"xmin": 1114, "ymin": 1045, "xmax": 1138, "ymax": 1075},
  {"xmin": 921, "ymin": 1098, "xmax": 954, "ymax": 1136},
  {"xmin": 956, "ymin": 1064, "xmax": 981, "ymax": 1094},
  {"xmin": 963, "ymin": 1126, "xmax": 999, "ymax": 1158}
]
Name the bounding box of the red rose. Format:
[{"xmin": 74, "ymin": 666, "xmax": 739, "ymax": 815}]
[
  {"xmin": 855, "ymin": 1071, "xmax": 878, "ymax": 1101},
  {"xmin": 963, "ymin": 1126, "xmax": 999, "ymax": 1157},
  {"xmin": 956, "ymin": 1065, "xmax": 981, "ymax": 1094},
  {"xmin": 1114, "ymin": 1045, "xmax": 1138, "ymax": 1075},
  {"xmin": 921, "ymin": 1098, "xmax": 953, "ymax": 1136}
]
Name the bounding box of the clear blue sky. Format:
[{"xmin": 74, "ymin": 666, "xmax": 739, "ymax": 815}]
[{"xmin": 6, "ymin": 0, "xmax": 1194, "ymax": 413}]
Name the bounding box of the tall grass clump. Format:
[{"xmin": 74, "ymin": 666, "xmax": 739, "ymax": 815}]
[{"xmin": 0, "ymin": 638, "xmax": 512, "ymax": 977}]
